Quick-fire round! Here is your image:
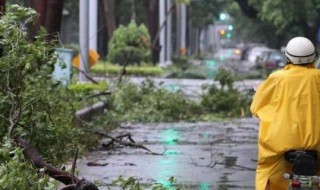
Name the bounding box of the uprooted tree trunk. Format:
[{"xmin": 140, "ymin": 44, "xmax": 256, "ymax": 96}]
[{"xmin": 15, "ymin": 137, "xmax": 99, "ymax": 190}]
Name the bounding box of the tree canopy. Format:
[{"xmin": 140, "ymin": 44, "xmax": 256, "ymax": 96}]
[
  {"xmin": 190, "ymin": 0, "xmax": 225, "ymax": 28},
  {"xmin": 234, "ymin": 0, "xmax": 320, "ymax": 45}
]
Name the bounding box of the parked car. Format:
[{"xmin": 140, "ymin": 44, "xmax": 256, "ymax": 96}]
[
  {"xmin": 263, "ymin": 50, "xmax": 287, "ymax": 69},
  {"xmin": 249, "ymin": 48, "xmax": 286, "ymax": 70},
  {"xmin": 247, "ymin": 46, "xmax": 271, "ymax": 64},
  {"xmin": 237, "ymin": 43, "xmax": 266, "ymax": 61}
]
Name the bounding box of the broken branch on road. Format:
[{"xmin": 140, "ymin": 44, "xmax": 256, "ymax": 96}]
[{"xmin": 91, "ymin": 130, "xmax": 167, "ymax": 155}]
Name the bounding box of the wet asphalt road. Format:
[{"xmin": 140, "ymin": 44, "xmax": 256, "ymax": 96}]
[{"xmin": 77, "ymin": 118, "xmax": 259, "ymax": 189}]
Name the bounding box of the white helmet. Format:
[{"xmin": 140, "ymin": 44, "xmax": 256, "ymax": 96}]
[{"xmin": 285, "ymin": 36, "xmax": 316, "ymax": 65}]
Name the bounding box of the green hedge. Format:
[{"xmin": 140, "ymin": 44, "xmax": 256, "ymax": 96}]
[
  {"xmin": 68, "ymin": 81, "xmax": 108, "ymax": 92},
  {"xmin": 90, "ymin": 63, "xmax": 163, "ymax": 76}
]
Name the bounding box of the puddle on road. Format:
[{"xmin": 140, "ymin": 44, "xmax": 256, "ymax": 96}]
[
  {"xmin": 156, "ymin": 128, "xmax": 180, "ymax": 188},
  {"xmin": 155, "ymin": 127, "xmax": 215, "ymax": 189},
  {"xmin": 162, "ymin": 128, "xmax": 180, "ymax": 145},
  {"xmin": 199, "ymin": 182, "xmax": 210, "ymax": 190}
]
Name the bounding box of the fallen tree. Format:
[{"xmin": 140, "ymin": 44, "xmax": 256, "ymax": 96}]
[{"xmin": 0, "ymin": 5, "xmax": 98, "ymax": 189}]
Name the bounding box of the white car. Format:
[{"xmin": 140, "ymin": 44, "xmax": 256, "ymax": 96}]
[{"xmin": 247, "ymin": 46, "xmax": 271, "ymax": 64}]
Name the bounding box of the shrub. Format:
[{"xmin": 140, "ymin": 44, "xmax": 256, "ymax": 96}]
[
  {"xmin": 108, "ymin": 20, "xmax": 151, "ymax": 65},
  {"xmin": 108, "ymin": 80, "xmax": 200, "ymax": 122},
  {"xmin": 201, "ymin": 68, "xmax": 252, "ymax": 117},
  {"xmin": 163, "ymin": 64, "xmax": 207, "ymax": 79},
  {"xmin": 172, "ymin": 55, "xmax": 189, "ymax": 71}
]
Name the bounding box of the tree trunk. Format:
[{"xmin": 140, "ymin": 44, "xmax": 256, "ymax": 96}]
[
  {"xmin": 97, "ymin": 0, "xmax": 108, "ymax": 58},
  {"xmin": 0, "ymin": 0, "xmax": 5, "ymax": 16},
  {"xmin": 131, "ymin": 0, "xmax": 136, "ymax": 20},
  {"xmin": 28, "ymin": 0, "xmax": 48, "ymax": 40},
  {"xmin": 234, "ymin": 0, "xmax": 258, "ymax": 19},
  {"xmin": 151, "ymin": 3, "xmax": 174, "ymax": 49},
  {"xmin": 44, "ymin": 0, "xmax": 64, "ymax": 41},
  {"xmin": 28, "ymin": 0, "xmax": 63, "ymax": 42},
  {"xmin": 195, "ymin": 28, "xmax": 201, "ymax": 55},
  {"xmin": 143, "ymin": 0, "xmax": 149, "ymax": 24},
  {"xmin": 148, "ymin": 0, "xmax": 159, "ymax": 64},
  {"xmin": 102, "ymin": 0, "xmax": 116, "ymax": 40},
  {"xmin": 114, "ymin": 0, "xmax": 122, "ymax": 26}
]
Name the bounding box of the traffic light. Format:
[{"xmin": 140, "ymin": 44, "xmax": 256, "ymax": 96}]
[
  {"xmin": 226, "ymin": 31, "xmax": 232, "ymax": 38},
  {"xmin": 218, "ymin": 29, "xmax": 232, "ymax": 38},
  {"xmin": 219, "ymin": 13, "xmax": 227, "ymax": 21},
  {"xmin": 219, "ymin": 29, "xmax": 226, "ymax": 36}
]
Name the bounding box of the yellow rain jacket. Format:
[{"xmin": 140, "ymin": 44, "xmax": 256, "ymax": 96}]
[{"xmin": 251, "ymin": 64, "xmax": 320, "ymax": 190}]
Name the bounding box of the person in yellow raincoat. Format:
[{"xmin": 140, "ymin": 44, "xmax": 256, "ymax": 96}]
[{"xmin": 251, "ymin": 36, "xmax": 320, "ymax": 190}]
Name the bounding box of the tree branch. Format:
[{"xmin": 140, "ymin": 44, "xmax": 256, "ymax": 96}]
[
  {"xmin": 151, "ymin": 5, "xmax": 174, "ymax": 49},
  {"xmin": 14, "ymin": 137, "xmax": 99, "ymax": 190},
  {"xmin": 91, "ymin": 130, "xmax": 167, "ymax": 155},
  {"xmin": 234, "ymin": 0, "xmax": 258, "ymax": 19},
  {"xmin": 73, "ymin": 67, "xmax": 99, "ymax": 84}
]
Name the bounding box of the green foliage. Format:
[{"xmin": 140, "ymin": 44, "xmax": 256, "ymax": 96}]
[
  {"xmin": 107, "ymin": 80, "xmax": 201, "ymax": 122},
  {"xmin": 108, "ymin": 20, "xmax": 151, "ymax": 65},
  {"xmin": 0, "ymin": 140, "xmax": 57, "ymax": 189},
  {"xmin": 255, "ymin": 0, "xmax": 320, "ymax": 33},
  {"xmin": 94, "ymin": 70, "xmax": 251, "ymax": 124},
  {"xmin": 172, "ymin": 55, "xmax": 189, "ymax": 71},
  {"xmin": 112, "ymin": 176, "xmax": 182, "ymax": 190},
  {"xmin": 0, "ymin": 5, "xmax": 93, "ymax": 188},
  {"xmin": 163, "ymin": 64, "xmax": 207, "ymax": 79},
  {"xmin": 214, "ymin": 68, "xmax": 234, "ymax": 89},
  {"xmin": 112, "ymin": 176, "xmax": 143, "ymax": 190},
  {"xmin": 226, "ymin": 1, "xmax": 283, "ymax": 48},
  {"xmin": 68, "ymin": 81, "xmax": 108, "ymax": 93},
  {"xmin": 233, "ymin": 0, "xmax": 320, "ymax": 45},
  {"xmin": 175, "ymin": 0, "xmax": 190, "ymax": 5},
  {"xmin": 190, "ymin": 0, "xmax": 225, "ymax": 27},
  {"xmin": 90, "ymin": 63, "xmax": 163, "ymax": 76},
  {"xmin": 201, "ymin": 69, "xmax": 251, "ymax": 117}
]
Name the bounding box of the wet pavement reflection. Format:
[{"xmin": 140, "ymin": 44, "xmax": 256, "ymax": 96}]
[{"xmin": 77, "ymin": 118, "xmax": 259, "ymax": 189}]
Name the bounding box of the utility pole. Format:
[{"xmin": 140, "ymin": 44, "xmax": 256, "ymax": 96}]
[
  {"xmin": 159, "ymin": 0, "xmax": 165, "ymax": 66},
  {"xmin": 165, "ymin": 0, "xmax": 172, "ymax": 65},
  {"xmin": 79, "ymin": 0, "xmax": 89, "ymax": 82},
  {"xmin": 179, "ymin": 3, "xmax": 187, "ymax": 54},
  {"xmin": 89, "ymin": 0, "xmax": 98, "ymax": 51}
]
